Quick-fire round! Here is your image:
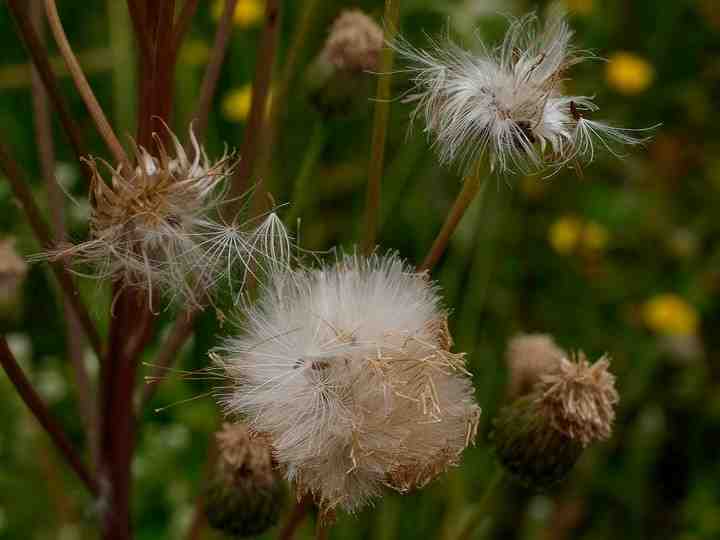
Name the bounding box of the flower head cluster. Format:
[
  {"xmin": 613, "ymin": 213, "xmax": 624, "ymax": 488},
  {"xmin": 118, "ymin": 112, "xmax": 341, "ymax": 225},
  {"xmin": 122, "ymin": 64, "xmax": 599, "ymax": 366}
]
[
  {"xmin": 394, "ymin": 11, "xmax": 651, "ymax": 174},
  {"xmin": 493, "ymin": 351, "xmax": 618, "ymax": 488},
  {"xmin": 322, "ymin": 10, "xmax": 384, "ymax": 72},
  {"xmin": 41, "ymin": 127, "xmax": 289, "ymax": 309},
  {"xmin": 215, "ymin": 252, "xmax": 480, "ymax": 512}
]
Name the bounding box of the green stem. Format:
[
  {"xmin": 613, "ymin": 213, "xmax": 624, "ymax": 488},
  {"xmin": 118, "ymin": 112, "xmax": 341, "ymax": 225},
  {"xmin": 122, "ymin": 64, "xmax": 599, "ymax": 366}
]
[
  {"xmin": 286, "ymin": 121, "xmax": 325, "ymax": 227},
  {"xmin": 361, "ymin": 0, "xmax": 401, "ymax": 255},
  {"xmin": 456, "ymin": 465, "xmax": 504, "ymax": 540},
  {"xmin": 419, "ymin": 160, "xmax": 486, "ymax": 272}
]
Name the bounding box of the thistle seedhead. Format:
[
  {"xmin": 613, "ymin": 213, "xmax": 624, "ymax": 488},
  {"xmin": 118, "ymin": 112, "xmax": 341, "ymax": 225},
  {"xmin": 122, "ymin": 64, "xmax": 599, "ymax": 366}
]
[
  {"xmin": 215, "ymin": 252, "xmax": 480, "ymax": 512},
  {"xmin": 205, "ymin": 423, "xmax": 285, "ymax": 537},
  {"xmin": 493, "ymin": 352, "xmax": 618, "ymax": 489},
  {"xmin": 506, "ymin": 333, "xmax": 565, "ymax": 399},
  {"xmin": 35, "ymin": 126, "xmax": 291, "ymax": 310},
  {"xmin": 393, "ymin": 10, "xmax": 654, "ymax": 175},
  {"xmin": 322, "ymin": 10, "xmax": 384, "ymax": 72}
]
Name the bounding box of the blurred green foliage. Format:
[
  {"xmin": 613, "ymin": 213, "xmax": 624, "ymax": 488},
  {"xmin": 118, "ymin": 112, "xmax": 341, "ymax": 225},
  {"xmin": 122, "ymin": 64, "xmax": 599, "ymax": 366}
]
[{"xmin": 1, "ymin": 0, "xmax": 720, "ymax": 539}]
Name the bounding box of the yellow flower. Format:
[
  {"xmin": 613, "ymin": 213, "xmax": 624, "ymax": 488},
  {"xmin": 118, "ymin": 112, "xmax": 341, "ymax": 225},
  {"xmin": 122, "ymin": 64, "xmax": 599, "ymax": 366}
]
[
  {"xmin": 642, "ymin": 294, "xmax": 699, "ymax": 336},
  {"xmin": 582, "ymin": 222, "xmax": 609, "ymax": 252},
  {"xmin": 549, "ymin": 216, "xmax": 583, "ymax": 255},
  {"xmin": 212, "ymin": 0, "xmax": 264, "ymax": 28},
  {"xmin": 221, "ymin": 85, "xmax": 273, "ymax": 123},
  {"xmin": 606, "ymin": 52, "xmax": 655, "ymax": 95},
  {"xmin": 222, "ymin": 85, "xmax": 253, "ymax": 122},
  {"xmin": 563, "ymin": 0, "xmax": 593, "ymax": 15},
  {"xmin": 179, "ymin": 40, "xmax": 210, "ymax": 67}
]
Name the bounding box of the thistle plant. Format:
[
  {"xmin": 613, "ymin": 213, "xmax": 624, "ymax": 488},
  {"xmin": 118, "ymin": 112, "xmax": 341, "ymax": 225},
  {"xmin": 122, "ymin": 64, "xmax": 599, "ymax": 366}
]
[{"xmin": 0, "ymin": 2, "xmax": 647, "ymax": 539}]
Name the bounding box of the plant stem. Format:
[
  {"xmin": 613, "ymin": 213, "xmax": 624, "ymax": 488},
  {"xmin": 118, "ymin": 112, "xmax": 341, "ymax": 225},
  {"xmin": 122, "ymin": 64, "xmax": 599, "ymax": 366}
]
[
  {"xmin": 0, "ymin": 336, "xmax": 99, "ymax": 496},
  {"xmin": 0, "ymin": 136, "xmax": 103, "ymax": 357},
  {"xmin": 286, "ymin": 121, "xmax": 325, "ymax": 227},
  {"xmin": 29, "ymin": 0, "xmax": 98, "ymax": 467},
  {"xmin": 278, "ymin": 497, "xmax": 311, "ymax": 540},
  {"xmin": 419, "ymin": 161, "xmax": 486, "ymax": 272},
  {"xmin": 315, "ymin": 517, "xmax": 331, "ymax": 540},
  {"xmin": 361, "ymin": 0, "xmax": 401, "ymax": 255},
  {"xmin": 6, "ymin": 0, "xmax": 91, "ymax": 183},
  {"xmin": 171, "ymin": 0, "xmax": 201, "ymax": 61},
  {"xmin": 231, "ymin": 0, "xmax": 281, "ymax": 206},
  {"xmin": 456, "ymin": 465, "xmax": 504, "ymax": 540},
  {"xmin": 190, "ymin": 0, "xmax": 239, "ymax": 143},
  {"xmin": 44, "ymin": 0, "xmax": 129, "ymax": 167}
]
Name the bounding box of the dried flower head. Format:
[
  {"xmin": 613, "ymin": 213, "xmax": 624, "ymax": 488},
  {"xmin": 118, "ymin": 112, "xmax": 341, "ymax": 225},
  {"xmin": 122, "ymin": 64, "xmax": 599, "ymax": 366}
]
[
  {"xmin": 506, "ymin": 333, "xmax": 565, "ymax": 399},
  {"xmin": 393, "ymin": 10, "xmax": 652, "ymax": 174},
  {"xmin": 0, "ymin": 237, "xmax": 28, "ymax": 302},
  {"xmin": 322, "ymin": 10, "xmax": 384, "ymax": 72},
  {"xmin": 37, "ymin": 127, "xmax": 290, "ymax": 309},
  {"xmin": 493, "ymin": 351, "xmax": 618, "ymax": 489},
  {"xmin": 535, "ymin": 352, "xmax": 618, "ymax": 447},
  {"xmin": 206, "ymin": 422, "xmax": 285, "ymax": 537},
  {"xmin": 215, "ymin": 252, "xmax": 480, "ymax": 512}
]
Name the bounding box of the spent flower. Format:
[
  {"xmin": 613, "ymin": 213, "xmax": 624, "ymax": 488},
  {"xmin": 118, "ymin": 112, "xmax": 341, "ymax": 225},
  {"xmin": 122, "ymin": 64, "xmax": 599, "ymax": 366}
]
[
  {"xmin": 215, "ymin": 252, "xmax": 480, "ymax": 512},
  {"xmin": 393, "ymin": 10, "xmax": 652, "ymax": 174}
]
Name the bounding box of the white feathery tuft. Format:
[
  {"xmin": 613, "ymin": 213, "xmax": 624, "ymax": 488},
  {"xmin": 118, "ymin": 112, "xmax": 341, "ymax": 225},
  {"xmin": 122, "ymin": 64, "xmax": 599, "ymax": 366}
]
[{"xmin": 214, "ymin": 252, "xmax": 480, "ymax": 512}]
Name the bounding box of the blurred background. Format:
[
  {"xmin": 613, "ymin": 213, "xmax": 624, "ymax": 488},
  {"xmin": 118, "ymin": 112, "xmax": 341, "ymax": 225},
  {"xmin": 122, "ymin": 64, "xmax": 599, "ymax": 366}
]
[{"xmin": 1, "ymin": 0, "xmax": 719, "ymax": 538}]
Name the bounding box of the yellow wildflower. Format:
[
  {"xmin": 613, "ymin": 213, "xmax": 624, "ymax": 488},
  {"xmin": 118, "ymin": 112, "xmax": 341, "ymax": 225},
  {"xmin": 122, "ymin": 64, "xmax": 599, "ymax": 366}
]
[
  {"xmin": 212, "ymin": 0, "xmax": 263, "ymax": 28},
  {"xmin": 221, "ymin": 85, "xmax": 273, "ymax": 123},
  {"xmin": 179, "ymin": 40, "xmax": 211, "ymax": 67},
  {"xmin": 563, "ymin": 0, "xmax": 593, "ymax": 15},
  {"xmin": 642, "ymin": 294, "xmax": 699, "ymax": 336},
  {"xmin": 606, "ymin": 52, "xmax": 654, "ymax": 95},
  {"xmin": 549, "ymin": 216, "xmax": 583, "ymax": 255}
]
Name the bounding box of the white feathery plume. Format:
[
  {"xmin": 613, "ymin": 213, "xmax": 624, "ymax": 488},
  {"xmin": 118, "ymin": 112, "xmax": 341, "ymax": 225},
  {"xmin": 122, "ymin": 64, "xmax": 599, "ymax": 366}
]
[
  {"xmin": 214, "ymin": 252, "xmax": 480, "ymax": 512},
  {"xmin": 392, "ymin": 10, "xmax": 654, "ymax": 175},
  {"xmin": 34, "ymin": 126, "xmax": 291, "ymax": 309}
]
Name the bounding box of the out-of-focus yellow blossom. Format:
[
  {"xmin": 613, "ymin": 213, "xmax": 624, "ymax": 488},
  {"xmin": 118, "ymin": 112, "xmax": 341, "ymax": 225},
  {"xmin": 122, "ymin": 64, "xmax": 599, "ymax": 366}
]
[
  {"xmin": 549, "ymin": 217, "xmax": 610, "ymax": 255},
  {"xmin": 179, "ymin": 40, "xmax": 210, "ymax": 67},
  {"xmin": 563, "ymin": 0, "xmax": 593, "ymax": 15},
  {"xmin": 212, "ymin": 0, "xmax": 263, "ymax": 28},
  {"xmin": 221, "ymin": 85, "xmax": 273, "ymax": 123},
  {"xmin": 606, "ymin": 52, "xmax": 655, "ymax": 95},
  {"xmin": 549, "ymin": 216, "xmax": 583, "ymax": 255},
  {"xmin": 520, "ymin": 175, "xmax": 548, "ymax": 199},
  {"xmin": 642, "ymin": 294, "xmax": 699, "ymax": 336}
]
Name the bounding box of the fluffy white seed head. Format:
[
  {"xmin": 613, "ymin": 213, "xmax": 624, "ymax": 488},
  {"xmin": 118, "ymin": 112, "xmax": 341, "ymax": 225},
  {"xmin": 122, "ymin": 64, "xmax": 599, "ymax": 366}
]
[
  {"xmin": 36, "ymin": 127, "xmax": 290, "ymax": 309},
  {"xmin": 393, "ymin": 11, "xmax": 652, "ymax": 174},
  {"xmin": 215, "ymin": 252, "xmax": 480, "ymax": 512}
]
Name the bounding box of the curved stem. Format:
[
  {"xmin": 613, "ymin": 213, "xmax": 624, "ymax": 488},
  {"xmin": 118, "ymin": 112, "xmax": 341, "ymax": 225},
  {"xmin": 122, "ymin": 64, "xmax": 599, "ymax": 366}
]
[
  {"xmin": 286, "ymin": 121, "xmax": 326, "ymax": 227},
  {"xmin": 361, "ymin": 0, "xmax": 401, "ymax": 255},
  {"xmin": 44, "ymin": 0, "xmax": 129, "ymax": 167},
  {"xmin": 0, "ymin": 336, "xmax": 99, "ymax": 496},
  {"xmin": 456, "ymin": 465, "xmax": 504, "ymax": 540},
  {"xmin": 419, "ymin": 161, "xmax": 486, "ymax": 272}
]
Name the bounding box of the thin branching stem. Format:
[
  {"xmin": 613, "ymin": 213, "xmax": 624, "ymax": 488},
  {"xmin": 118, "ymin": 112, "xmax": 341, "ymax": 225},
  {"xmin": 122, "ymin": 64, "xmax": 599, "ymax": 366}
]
[
  {"xmin": 278, "ymin": 497, "xmax": 311, "ymax": 540},
  {"xmin": 44, "ymin": 0, "xmax": 129, "ymax": 167},
  {"xmin": 419, "ymin": 161, "xmax": 486, "ymax": 272},
  {"xmin": 191, "ymin": 0, "xmax": 239, "ymax": 143},
  {"xmin": 286, "ymin": 121, "xmax": 325, "ymax": 226},
  {"xmin": 456, "ymin": 465, "xmax": 504, "ymax": 540},
  {"xmin": 126, "ymin": 0, "xmax": 152, "ymax": 62},
  {"xmin": 6, "ymin": 0, "xmax": 91, "ymax": 183},
  {"xmin": 171, "ymin": 0, "xmax": 201, "ymax": 64},
  {"xmin": 361, "ymin": 0, "xmax": 401, "ymax": 255},
  {"xmin": 231, "ymin": 0, "xmax": 281, "ymax": 206},
  {"xmin": 0, "ymin": 136, "xmax": 103, "ymax": 357},
  {"xmin": 0, "ymin": 336, "xmax": 100, "ymax": 496},
  {"xmin": 185, "ymin": 435, "xmax": 219, "ymax": 540},
  {"xmin": 29, "ymin": 0, "xmax": 98, "ymax": 466}
]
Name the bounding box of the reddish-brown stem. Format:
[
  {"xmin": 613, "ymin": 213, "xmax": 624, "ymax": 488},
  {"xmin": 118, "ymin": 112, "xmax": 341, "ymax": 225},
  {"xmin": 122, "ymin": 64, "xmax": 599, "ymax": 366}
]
[
  {"xmin": 126, "ymin": 0, "xmax": 152, "ymax": 62},
  {"xmin": 6, "ymin": 0, "xmax": 91, "ymax": 183},
  {"xmin": 231, "ymin": 0, "xmax": 281, "ymax": 204},
  {"xmin": 0, "ymin": 136, "xmax": 103, "ymax": 357},
  {"xmin": 171, "ymin": 0, "xmax": 200, "ymax": 62},
  {"xmin": 44, "ymin": 0, "xmax": 129, "ymax": 167},
  {"xmin": 29, "ymin": 0, "xmax": 99, "ymax": 466},
  {"xmin": 185, "ymin": 436, "xmax": 219, "ymax": 540},
  {"xmin": 138, "ymin": 309, "xmax": 197, "ymax": 410},
  {"xmin": 0, "ymin": 336, "xmax": 100, "ymax": 496},
  {"xmin": 190, "ymin": 0, "xmax": 238, "ymax": 143},
  {"xmin": 278, "ymin": 497, "xmax": 312, "ymax": 540}
]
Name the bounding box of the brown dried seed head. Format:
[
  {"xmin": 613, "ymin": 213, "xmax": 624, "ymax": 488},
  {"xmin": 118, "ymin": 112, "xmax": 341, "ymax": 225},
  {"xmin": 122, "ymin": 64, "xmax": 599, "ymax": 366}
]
[
  {"xmin": 506, "ymin": 334, "xmax": 565, "ymax": 399},
  {"xmin": 535, "ymin": 352, "xmax": 619, "ymax": 447},
  {"xmin": 216, "ymin": 422, "xmax": 276, "ymax": 487},
  {"xmin": 323, "ymin": 10, "xmax": 384, "ymax": 72}
]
